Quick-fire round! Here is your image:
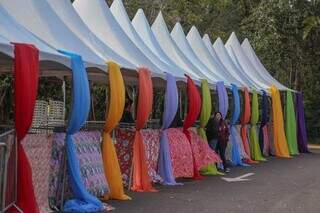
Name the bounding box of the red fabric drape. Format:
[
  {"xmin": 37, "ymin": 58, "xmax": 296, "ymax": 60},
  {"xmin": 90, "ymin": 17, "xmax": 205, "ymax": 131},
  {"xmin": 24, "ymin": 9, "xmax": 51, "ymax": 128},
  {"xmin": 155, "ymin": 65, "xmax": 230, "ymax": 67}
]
[
  {"xmin": 11, "ymin": 43, "xmax": 39, "ymax": 213},
  {"xmin": 183, "ymin": 75, "xmax": 202, "ymax": 179},
  {"xmin": 131, "ymin": 68, "xmax": 156, "ymax": 192},
  {"xmin": 240, "ymin": 88, "xmax": 256, "ymax": 164}
]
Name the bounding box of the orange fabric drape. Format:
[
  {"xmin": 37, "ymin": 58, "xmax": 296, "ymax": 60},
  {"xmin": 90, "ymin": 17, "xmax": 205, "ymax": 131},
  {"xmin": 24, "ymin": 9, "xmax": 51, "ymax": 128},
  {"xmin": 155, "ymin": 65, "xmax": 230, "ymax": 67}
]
[
  {"xmin": 240, "ymin": 88, "xmax": 256, "ymax": 163},
  {"xmin": 102, "ymin": 62, "xmax": 131, "ymax": 200},
  {"xmin": 131, "ymin": 68, "xmax": 157, "ymax": 192},
  {"xmin": 269, "ymin": 86, "xmax": 290, "ymax": 158}
]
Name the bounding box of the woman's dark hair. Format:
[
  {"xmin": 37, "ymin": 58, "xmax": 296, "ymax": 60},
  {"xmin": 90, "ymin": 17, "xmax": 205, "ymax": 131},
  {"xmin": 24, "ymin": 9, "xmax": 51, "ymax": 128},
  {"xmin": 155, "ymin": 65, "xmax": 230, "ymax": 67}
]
[{"xmin": 214, "ymin": 111, "xmax": 222, "ymax": 118}]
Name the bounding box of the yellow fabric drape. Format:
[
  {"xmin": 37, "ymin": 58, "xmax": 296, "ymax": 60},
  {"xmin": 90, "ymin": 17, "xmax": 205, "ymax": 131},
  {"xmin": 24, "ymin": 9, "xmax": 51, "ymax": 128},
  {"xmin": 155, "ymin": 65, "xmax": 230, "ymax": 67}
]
[
  {"xmin": 269, "ymin": 86, "xmax": 290, "ymax": 158},
  {"xmin": 102, "ymin": 62, "xmax": 131, "ymax": 200}
]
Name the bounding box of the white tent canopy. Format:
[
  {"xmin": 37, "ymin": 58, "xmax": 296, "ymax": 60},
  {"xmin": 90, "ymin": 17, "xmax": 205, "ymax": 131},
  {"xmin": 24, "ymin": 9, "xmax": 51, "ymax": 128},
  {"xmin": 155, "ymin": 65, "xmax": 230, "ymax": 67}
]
[
  {"xmin": 225, "ymin": 32, "xmax": 270, "ymax": 90},
  {"xmin": 186, "ymin": 26, "xmax": 241, "ymax": 87},
  {"xmin": 73, "ymin": 0, "xmax": 167, "ymax": 79},
  {"xmin": 170, "ymin": 22, "xmax": 222, "ymax": 84},
  {"xmin": 0, "ymin": 5, "xmax": 70, "ymax": 69},
  {"xmin": 241, "ymin": 38, "xmax": 289, "ymax": 91},
  {"xmin": 1, "ymin": 0, "xmax": 106, "ymax": 70},
  {"xmin": 0, "ymin": 35, "xmax": 12, "ymax": 57},
  {"xmin": 132, "ymin": 9, "xmax": 178, "ymax": 71},
  {"xmin": 204, "ymin": 35, "xmax": 254, "ymax": 88},
  {"xmin": 151, "ymin": 12, "xmax": 203, "ymax": 81},
  {"xmin": 110, "ymin": 0, "xmax": 186, "ymax": 80},
  {"xmin": 47, "ymin": 0, "xmax": 135, "ymax": 70}
]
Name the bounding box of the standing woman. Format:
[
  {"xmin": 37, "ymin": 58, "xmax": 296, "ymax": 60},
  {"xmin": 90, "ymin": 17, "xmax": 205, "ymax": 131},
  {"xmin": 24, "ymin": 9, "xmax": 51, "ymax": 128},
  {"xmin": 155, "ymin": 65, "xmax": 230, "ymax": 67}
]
[{"xmin": 206, "ymin": 112, "xmax": 230, "ymax": 173}]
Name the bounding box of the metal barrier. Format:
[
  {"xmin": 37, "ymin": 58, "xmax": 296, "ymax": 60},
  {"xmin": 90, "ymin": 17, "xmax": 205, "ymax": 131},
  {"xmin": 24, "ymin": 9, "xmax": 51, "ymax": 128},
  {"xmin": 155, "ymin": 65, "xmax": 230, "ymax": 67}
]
[{"xmin": 0, "ymin": 129, "xmax": 22, "ymax": 212}]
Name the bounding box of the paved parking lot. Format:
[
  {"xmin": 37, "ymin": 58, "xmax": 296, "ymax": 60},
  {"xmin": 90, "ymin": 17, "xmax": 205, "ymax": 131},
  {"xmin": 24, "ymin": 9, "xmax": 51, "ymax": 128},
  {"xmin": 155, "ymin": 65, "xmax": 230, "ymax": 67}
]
[{"xmin": 109, "ymin": 149, "xmax": 320, "ymax": 213}]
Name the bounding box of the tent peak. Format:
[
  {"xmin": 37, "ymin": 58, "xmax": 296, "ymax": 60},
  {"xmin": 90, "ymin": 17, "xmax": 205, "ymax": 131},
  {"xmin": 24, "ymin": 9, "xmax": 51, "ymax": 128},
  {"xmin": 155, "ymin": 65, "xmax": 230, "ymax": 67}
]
[
  {"xmin": 203, "ymin": 34, "xmax": 210, "ymax": 40},
  {"xmin": 136, "ymin": 8, "xmax": 144, "ymax": 14},
  {"xmin": 172, "ymin": 22, "xmax": 185, "ymax": 35},
  {"xmin": 214, "ymin": 37, "xmax": 224, "ymax": 45}
]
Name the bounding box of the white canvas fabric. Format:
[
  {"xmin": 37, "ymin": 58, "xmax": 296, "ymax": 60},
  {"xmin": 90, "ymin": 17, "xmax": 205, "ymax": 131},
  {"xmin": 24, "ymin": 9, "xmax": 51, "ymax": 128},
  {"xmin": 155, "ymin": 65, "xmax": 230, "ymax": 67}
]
[
  {"xmin": 241, "ymin": 38, "xmax": 289, "ymax": 91},
  {"xmin": 225, "ymin": 32, "xmax": 270, "ymax": 90},
  {"xmin": 186, "ymin": 26, "xmax": 243, "ymax": 87},
  {"xmin": 170, "ymin": 23, "xmax": 221, "ymax": 84},
  {"xmin": 0, "ymin": 6, "xmax": 70, "ymax": 69},
  {"xmin": 73, "ymin": 0, "xmax": 167, "ymax": 79},
  {"xmin": 0, "ymin": 35, "xmax": 13, "ymax": 58},
  {"xmin": 110, "ymin": 0, "xmax": 186, "ymax": 80},
  {"xmin": 151, "ymin": 12, "xmax": 203, "ymax": 81},
  {"xmin": 47, "ymin": 0, "xmax": 136, "ymax": 70},
  {"xmin": 0, "ymin": 0, "xmax": 106, "ymax": 70},
  {"xmin": 204, "ymin": 34, "xmax": 254, "ymax": 88}
]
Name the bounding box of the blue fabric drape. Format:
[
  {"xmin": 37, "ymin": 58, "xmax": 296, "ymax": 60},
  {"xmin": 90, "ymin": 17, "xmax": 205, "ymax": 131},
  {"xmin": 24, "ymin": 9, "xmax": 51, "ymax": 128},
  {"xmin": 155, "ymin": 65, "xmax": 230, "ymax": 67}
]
[
  {"xmin": 230, "ymin": 84, "xmax": 247, "ymax": 166},
  {"xmin": 158, "ymin": 73, "xmax": 181, "ymax": 185},
  {"xmin": 259, "ymin": 90, "xmax": 269, "ymax": 154},
  {"xmin": 58, "ymin": 50, "xmax": 102, "ymax": 213},
  {"xmin": 216, "ymin": 81, "xmax": 228, "ymax": 119}
]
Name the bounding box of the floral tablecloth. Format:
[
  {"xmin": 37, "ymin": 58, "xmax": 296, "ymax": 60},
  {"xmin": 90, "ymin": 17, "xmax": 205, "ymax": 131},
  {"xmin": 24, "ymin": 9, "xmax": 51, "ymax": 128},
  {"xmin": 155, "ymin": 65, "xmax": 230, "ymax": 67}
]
[
  {"xmin": 189, "ymin": 129, "xmax": 222, "ymax": 170},
  {"xmin": 49, "ymin": 131, "xmax": 108, "ymax": 209},
  {"xmin": 114, "ymin": 128, "xmax": 135, "ymax": 187},
  {"xmin": 141, "ymin": 129, "xmax": 162, "ymax": 183},
  {"xmin": 167, "ymin": 128, "xmax": 193, "ymax": 178},
  {"xmin": 22, "ymin": 134, "xmax": 52, "ymax": 213}
]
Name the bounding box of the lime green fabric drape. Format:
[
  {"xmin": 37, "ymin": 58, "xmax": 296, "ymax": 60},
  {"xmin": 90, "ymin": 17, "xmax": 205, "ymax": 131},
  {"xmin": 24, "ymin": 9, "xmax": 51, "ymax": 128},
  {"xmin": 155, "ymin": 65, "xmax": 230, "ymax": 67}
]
[
  {"xmin": 286, "ymin": 90, "xmax": 299, "ymax": 155},
  {"xmin": 198, "ymin": 80, "xmax": 211, "ymax": 139},
  {"xmin": 249, "ymin": 90, "xmax": 266, "ymax": 161},
  {"xmin": 102, "ymin": 62, "xmax": 131, "ymax": 200},
  {"xmin": 269, "ymin": 86, "xmax": 290, "ymax": 158},
  {"xmin": 198, "ymin": 80, "xmax": 222, "ymax": 176}
]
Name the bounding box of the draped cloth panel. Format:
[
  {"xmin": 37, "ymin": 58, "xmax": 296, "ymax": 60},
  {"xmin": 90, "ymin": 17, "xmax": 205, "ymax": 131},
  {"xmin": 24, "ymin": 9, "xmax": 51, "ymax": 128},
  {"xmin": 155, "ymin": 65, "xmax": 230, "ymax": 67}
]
[
  {"xmin": 259, "ymin": 91, "xmax": 270, "ymax": 156},
  {"xmin": 12, "ymin": 43, "xmax": 39, "ymax": 213},
  {"xmin": 240, "ymin": 88, "xmax": 255, "ymax": 163},
  {"xmin": 249, "ymin": 90, "xmax": 266, "ymax": 161},
  {"xmin": 183, "ymin": 75, "xmax": 202, "ymax": 180},
  {"xmin": 198, "ymin": 80, "xmax": 222, "ymax": 175},
  {"xmin": 216, "ymin": 81, "xmax": 228, "ymax": 119},
  {"xmin": 132, "ymin": 68, "xmax": 156, "ymax": 192},
  {"xmin": 59, "ymin": 51, "xmax": 102, "ymax": 213},
  {"xmin": 158, "ymin": 73, "xmax": 180, "ymax": 185},
  {"xmin": 199, "ymin": 80, "xmax": 212, "ymax": 139},
  {"xmin": 269, "ymin": 86, "xmax": 290, "ymax": 158},
  {"xmin": 285, "ymin": 91, "xmax": 299, "ymax": 155},
  {"xmin": 102, "ymin": 62, "xmax": 131, "ymax": 200},
  {"xmin": 296, "ymin": 93, "xmax": 309, "ymax": 153},
  {"xmin": 230, "ymin": 84, "xmax": 247, "ymax": 166}
]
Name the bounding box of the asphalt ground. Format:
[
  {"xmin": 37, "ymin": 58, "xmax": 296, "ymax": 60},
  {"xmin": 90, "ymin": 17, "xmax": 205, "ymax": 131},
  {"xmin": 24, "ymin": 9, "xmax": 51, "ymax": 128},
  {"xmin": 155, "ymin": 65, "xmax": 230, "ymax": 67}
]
[{"xmin": 109, "ymin": 149, "xmax": 320, "ymax": 213}]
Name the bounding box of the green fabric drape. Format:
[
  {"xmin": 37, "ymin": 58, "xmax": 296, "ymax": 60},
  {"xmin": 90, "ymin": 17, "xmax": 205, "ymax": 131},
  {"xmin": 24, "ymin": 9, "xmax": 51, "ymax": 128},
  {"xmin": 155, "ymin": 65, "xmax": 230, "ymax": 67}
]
[
  {"xmin": 198, "ymin": 80, "xmax": 223, "ymax": 176},
  {"xmin": 249, "ymin": 90, "xmax": 266, "ymax": 161},
  {"xmin": 198, "ymin": 80, "xmax": 211, "ymax": 139},
  {"xmin": 285, "ymin": 90, "xmax": 299, "ymax": 155}
]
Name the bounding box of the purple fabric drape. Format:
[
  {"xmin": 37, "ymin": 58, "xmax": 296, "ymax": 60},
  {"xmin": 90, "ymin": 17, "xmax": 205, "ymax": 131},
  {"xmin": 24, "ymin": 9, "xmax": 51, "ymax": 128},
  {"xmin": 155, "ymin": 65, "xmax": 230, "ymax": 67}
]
[
  {"xmin": 158, "ymin": 73, "xmax": 181, "ymax": 185},
  {"xmin": 216, "ymin": 81, "xmax": 228, "ymax": 119},
  {"xmin": 259, "ymin": 90, "xmax": 269, "ymax": 154},
  {"xmin": 296, "ymin": 92, "xmax": 309, "ymax": 153}
]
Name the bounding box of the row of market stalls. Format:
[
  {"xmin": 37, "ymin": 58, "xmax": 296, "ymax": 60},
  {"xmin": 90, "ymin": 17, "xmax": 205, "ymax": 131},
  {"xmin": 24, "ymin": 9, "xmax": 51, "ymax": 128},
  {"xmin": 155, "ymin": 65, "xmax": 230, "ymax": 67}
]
[{"xmin": 0, "ymin": 0, "xmax": 309, "ymax": 212}]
